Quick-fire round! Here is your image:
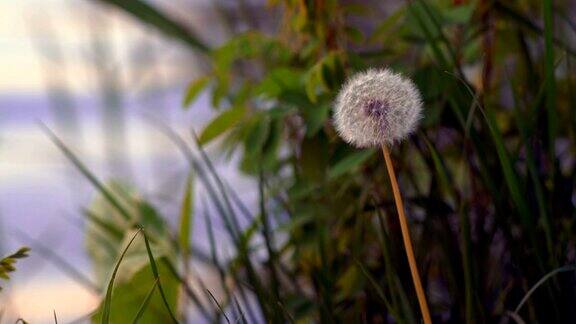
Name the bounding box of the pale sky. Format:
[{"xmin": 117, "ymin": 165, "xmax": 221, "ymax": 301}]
[{"xmin": 0, "ymin": 0, "xmax": 209, "ymax": 94}]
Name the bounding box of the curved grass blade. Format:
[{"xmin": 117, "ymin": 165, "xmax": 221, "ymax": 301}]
[
  {"xmin": 141, "ymin": 230, "xmax": 179, "ymax": 323},
  {"xmin": 513, "ymin": 266, "xmax": 576, "ymax": 315},
  {"xmin": 161, "ymin": 259, "xmax": 213, "ymax": 321},
  {"xmin": 232, "ymin": 296, "xmax": 248, "ymax": 324},
  {"xmin": 206, "ymin": 289, "xmax": 231, "ymax": 324},
  {"xmin": 355, "ymin": 259, "xmax": 394, "ymax": 311},
  {"xmin": 93, "ymin": 0, "xmax": 209, "ymax": 53},
  {"xmin": 102, "ymin": 229, "xmax": 142, "ymax": 324},
  {"xmin": 505, "ymin": 311, "xmax": 527, "ymax": 324},
  {"xmin": 146, "ymin": 117, "xmax": 240, "ymax": 242}
]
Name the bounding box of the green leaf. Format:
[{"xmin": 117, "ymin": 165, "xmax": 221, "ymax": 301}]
[
  {"xmin": 211, "ymin": 75, "xmax": 230, "ymax": 108},
  {"xmin": 442, "ymin": 3, "xmax": 475, "ymax": 24},
  {"xmin": 95, "ymin": 254, "xmax": 179, "ymax": 324},
  {"xmin": 178, "ymin": 174, "xmax": 194, "ymax": 258},
  {"xmin": 304, "ymin": 65, "xmax": 322, "ymax": 103},
  {"xmin": 303, "ymin": 104, "xmax": 330, "ymax": 138},
  {"xmin": 0, "ymin": 247, "xmax": 30, "ymax": 290},
  {"xmin": 345, "ymin": 27, "xmax": 364, "ymax": 44},
  {"xmin": 131, "ymin": 279, "xmax": 158, "ymax": 324},
  {"xmin": 319, "ymin": 53, "xmax": 344, "ymax": 91},
  {"xmin": 328, "ymin": 149, "xmax": 375, "ymax": 179},
  {"xmin": 199, "ymin": 106, "xmax": 247, "ymax": 145},
  {"xmin": 182, "ymin": 77, "xmax": 210, "ymax": 108},
  {"xmin": 85, "ymin": 182, "xmax": 172, "ymax": 284},
  {"xmin": 256, "ymin": 68, "xmax": 303, "ymax": 99},
  {"xmin": 244, "ymin": 115, "xmax": 271, "ymax": 156}
]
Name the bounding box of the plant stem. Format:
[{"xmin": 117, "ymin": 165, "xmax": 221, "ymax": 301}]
[{"xmin": 382, "ymin": 145, "xmax": 432, "ymax": 324}]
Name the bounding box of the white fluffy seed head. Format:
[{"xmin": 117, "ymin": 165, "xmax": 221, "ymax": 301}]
[{"xmin": 333, "ymin": 68, "xmax": 423, "ymax": 148}]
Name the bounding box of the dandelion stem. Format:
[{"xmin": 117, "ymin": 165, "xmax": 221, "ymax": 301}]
[{"xmin": 382, "ymin": 145, "xmax": 432, "ymax": 324}]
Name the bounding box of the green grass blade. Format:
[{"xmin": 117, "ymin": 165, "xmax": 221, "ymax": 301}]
[
  {"xmin": 84, "ymin": 210, "xmax": 125, "ymax": 241},
  {"xmin": 148, "ymin": 119, "xmax": 241, "ymax": 242},
  {"xmin": 374, "ymin": 208, "xmax": 411, "ymax": 323},
  {"xmin": 203, "ymin": 208, "xmax": 257, "ymax": 324},
  {"xmin": 206, "ymin": 289, "xmax": 231, "ymax": 324},
  {"xmin": 507, "ymin": 75, "xmax": 555, "ymax": 264},
  {"xmin": 141, "ymin": 230, "xmax": 179, "ymax": 323},
  {"xmin": 542, "ymin": 0, "xmax": 557, "ymax": 174},
  {"xmin": 355, "ymin": 259, "xmax": 394, "ymax": 311},
  {"xmin": 483, "ymin": 109, "xmax": 531, "ymax": 220},
  {"xmin": 40, "ymin": 123, "xmax": 131, "ymax": 221},
  {"xmin": 93, "ymin": 0, "xmax": 209, "ymax": 53},
  {"xmin": 102, "ymin": 229, "xmax": 142, "ymax": 324},
  {"xmin": 258, "ymin": 172, "xmax": 281, "ymax": 304},
  {"xmin": 178, "ymin": 174, "xmax": 194, "ymax": 258},
  {"xmin": 394, "ymin": 275, "xmax": 417, "ymax": 324},
  {"xmin": 416, "ymin": 0, "xmax": 461, "ymax": 72},
  {"xmin": 493, "ymin": 1, "xmax": 576, "ymax": 57},
  {"xmin": 421, "ymin": 135, "xmax": 454, "ymax": 198},
  {"xmin": 513, "ymin": 266, "xmax": 576, "ymax": 314},
  {"xmin": 481, "ymin": 109, "xmax": 547, "ymax": 273},
  {"xmin": 232, "ymin": 296, "xmax": 248, "ymax": 324},
  {"xmin": 191, "ymin": 130, "xmax": 244, "ymax": 232},
  {"xmin": 421, "ymin": 135, "xmax": 477, "ymax": 322},
  {"xmin": 161, "ymin": 259, "xmax": 213, "ymax": 321},
  {"xmin": 131, "ymin": 279, "xmax": 159, "ymax": 324}
]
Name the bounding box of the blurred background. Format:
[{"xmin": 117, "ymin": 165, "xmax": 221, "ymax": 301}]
[{"xmin": 0, "ymin": 0, "xmax": 255, "ymax": 322}]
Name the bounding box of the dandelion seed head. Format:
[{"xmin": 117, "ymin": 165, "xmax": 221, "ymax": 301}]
[{"xmin": 333, "ymin": 68, "xmax": 423, "ymax": 148}]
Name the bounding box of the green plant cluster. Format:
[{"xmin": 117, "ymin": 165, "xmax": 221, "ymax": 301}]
[
  {"xmin": 178, "ymin": 1, "xmax": 576, "ymax": 320},
  {"xmin": 50, "ymin": 0, "xmax": 576, "ymax": 322},
  {"xmin": 0, "ymin": 247, "xmax": 30, "ymax": 291}
]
